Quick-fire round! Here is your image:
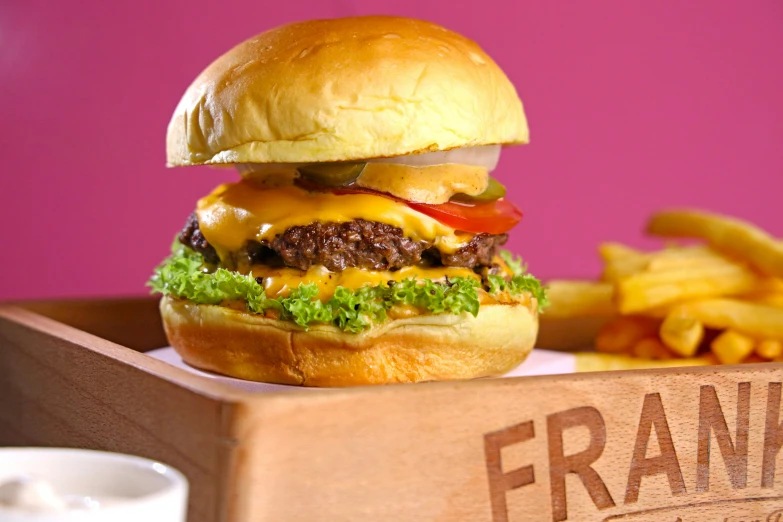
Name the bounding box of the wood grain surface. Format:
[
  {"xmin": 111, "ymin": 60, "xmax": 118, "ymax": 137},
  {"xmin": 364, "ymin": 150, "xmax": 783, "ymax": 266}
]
[
  {"xmin": 229, "ymin": 365, "xmax": 783, "ymax": 521},
  {"xmin": 14, "ymin": 296, "xmax": 167, "ymax": 351},
  {"xmin": 536, "ymin": 315, "xmax": 613, "ymax": 352},
  {"xmin": 2, "ymin": 298, "xmax": 783, "ymax": 521},
  {"xmin": 0, "ymin": 304, "xmax": 241, "ymax": 522}
]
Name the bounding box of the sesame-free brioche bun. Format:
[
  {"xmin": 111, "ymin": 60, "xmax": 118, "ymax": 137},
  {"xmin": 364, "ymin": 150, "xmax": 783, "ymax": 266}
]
[
  {"xmin": 166, "ymin": 16, "xmax": 528, "ymax": 167},
  {"xmin": 160, "ymin": 295, "xmax": 538, "ymax": 387}
]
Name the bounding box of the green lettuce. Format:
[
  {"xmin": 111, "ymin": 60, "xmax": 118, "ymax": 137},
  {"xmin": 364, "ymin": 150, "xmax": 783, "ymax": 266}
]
[
  {"xmin": 497, "ymin": 249, "xmax": 550, "ymax": 310},
  {"xmin": 499, "ymin": 249, "xmax": 526, "ymax": 277},
  {"xmin": 148, "ymin": 243, "xmax": 546, "ymax": 332},
  {"xmin": 147, "ymin": 241, "xmax": 281, "ymax": 313},
  {"xmin": 486, "ymin": 274, "xmax": 550, "ymax": 310}
]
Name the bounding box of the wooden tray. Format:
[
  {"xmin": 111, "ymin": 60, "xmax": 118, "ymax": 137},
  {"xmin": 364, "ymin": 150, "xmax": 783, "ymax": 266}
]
[{"xmin": 2, "ymin": 297, "xmax": 783, "ymax": 521}]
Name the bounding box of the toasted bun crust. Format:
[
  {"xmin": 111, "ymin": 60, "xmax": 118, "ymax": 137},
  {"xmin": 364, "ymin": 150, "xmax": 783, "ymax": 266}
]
[
  {"xmin": 160, "ymin": 296, "xmax": 538, "ymax": 387},
  {"xmin": 166, "ymin": 16, "xmax": 528, "ymax": 167}
]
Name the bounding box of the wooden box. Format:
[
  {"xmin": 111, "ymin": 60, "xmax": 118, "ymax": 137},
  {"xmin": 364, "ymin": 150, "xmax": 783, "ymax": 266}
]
[{"xmin": 2, "ymin": 297, "xmax": 783, "ymax": 521}]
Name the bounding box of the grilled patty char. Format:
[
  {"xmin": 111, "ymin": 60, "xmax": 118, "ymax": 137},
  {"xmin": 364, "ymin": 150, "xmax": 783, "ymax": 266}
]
[{"xmin": 179, "ymin": 212, "xmax": 507, "ymax": 271}]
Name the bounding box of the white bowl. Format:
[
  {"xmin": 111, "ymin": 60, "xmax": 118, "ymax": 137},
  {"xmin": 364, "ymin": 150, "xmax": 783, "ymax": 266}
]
[{"xmin": 0, "ymin": 448, "xmax": 188, "ymax": 522}]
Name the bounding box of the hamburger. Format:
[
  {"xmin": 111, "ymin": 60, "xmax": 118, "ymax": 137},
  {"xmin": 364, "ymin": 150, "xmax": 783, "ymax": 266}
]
[{"xmin": 149, "ymin": 15, "xmax": 548, "ymax": 386}]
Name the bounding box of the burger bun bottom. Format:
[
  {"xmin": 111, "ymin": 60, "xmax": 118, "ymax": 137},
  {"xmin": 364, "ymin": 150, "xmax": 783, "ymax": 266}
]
[{"xmin": 160, "ymin": 295, "xmax": 538, "ymax": 387}]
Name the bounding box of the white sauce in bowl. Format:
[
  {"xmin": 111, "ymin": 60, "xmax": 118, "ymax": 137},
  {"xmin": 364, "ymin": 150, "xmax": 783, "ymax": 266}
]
[{"xmin": 0, "ymin": 476, "xmax": 126, "ymax": 513}]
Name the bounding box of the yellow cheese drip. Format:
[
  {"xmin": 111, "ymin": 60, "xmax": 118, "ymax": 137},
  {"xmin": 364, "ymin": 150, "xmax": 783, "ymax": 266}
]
[
  {"xmin": 195, "ymin": 181, "xmax": 473, "ymax": 263},
  {"xmin": 250, "ymin": 265, "xmax": 481, "ymax": 299}
]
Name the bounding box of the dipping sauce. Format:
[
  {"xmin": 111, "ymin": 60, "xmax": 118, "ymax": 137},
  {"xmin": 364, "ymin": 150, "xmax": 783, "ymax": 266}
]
[{"xmin": 0, "ymin": 476, "xmax": 126, "ymax": 512}]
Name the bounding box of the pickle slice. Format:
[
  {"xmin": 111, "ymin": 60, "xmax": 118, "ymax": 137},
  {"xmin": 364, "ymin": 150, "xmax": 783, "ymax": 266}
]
[
  {"xmin": 450, "ymin": 176, "xmax": 507, "ymax": 203},
  {"xmin": 297, "ymin": 162, "xmax": 367, "ymax": 187}
]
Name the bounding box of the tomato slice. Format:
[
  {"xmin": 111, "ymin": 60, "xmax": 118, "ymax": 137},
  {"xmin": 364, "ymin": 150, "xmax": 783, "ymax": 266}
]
[
  {"xmin": 406, "ymin": 199, "xmax": 523, "ymax": 235},
  {"xmin": 305, "ymin": 181, "xmax": 523, "ymax": 235}
]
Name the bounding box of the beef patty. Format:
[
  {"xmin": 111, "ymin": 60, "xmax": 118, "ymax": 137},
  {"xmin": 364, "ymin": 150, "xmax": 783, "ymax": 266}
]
[{"xmin": 179, "ymin": 212, "xmax": 507, "ymax": 271}]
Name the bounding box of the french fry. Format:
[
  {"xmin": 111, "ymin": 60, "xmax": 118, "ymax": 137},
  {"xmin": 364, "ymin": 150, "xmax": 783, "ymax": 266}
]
[
  {"xmin": 543, "ymin": 280, "xmax": 615, "ymax": 318},
  {"xmin": 747, "ymin": 292, "xmax": 783, "ymax": 309},
  {"xmin": 595, "ymin": 316, "xmax": 660, "ymax": 354},
  {"xmin": 599, "ymin": 242, "xmax": 644, "ymax": 263},
  {"xmin": 753, "ymin": 277, "xmax": 783, "ymax": 294},
  {"xmin": 553, "ymin": 209, "xmax": 783, "ymax": 367},
  {"xmin": 744, "ymin": 354, "xmax": 768, "ymax": 364},
  {"xmin": 647, "ymin": 209, "xmax": 783, "ymax": 278},
  {"xmin": 602, "ymin": 259, "xmax": 646, "ymax": 283},
  {"xmin": 659, "ymin": 311, "xmax": 704, "ymax": 357},
  {"xmin": 631, "ymin": 337, "xmax": 676, "ymax": 360},
  {"xmin": 756, "ymin": 340, "xmax": 783, "ymax": 360},
  {"xmin": 615, "ymin": 262, "xmax": 759, "ymax": 314},
  {"xmin": 742, "ymin": 278, "xmax": 783, "ymax": 308},
  {"xmin": 600, "ymin": 244, "xmax": 649, "ymax": 282},
  {"xmin": 602, "ymin": 244, "xmax": 751, "ymax": 286},
  {"xmin": 667, "ymin": 298, "xmax": 783, "ymax": 340},
  {"xmin": 711, "ymin": 330, "xmax": 755, "ymax": 365},
  {"xmin": 646, "ymin": 247, "xmax": 729, "ymax": 272},
  {"xmin": 599, "ymin": 243, "xmax": 706, "ymax": 283},
  {"xmin": 574, "ymin": 352, "xmax": 712, "ymax": 372},
  {"xmin": 637, "ymin": 305, "xmax": 673, "ymax": 320}
]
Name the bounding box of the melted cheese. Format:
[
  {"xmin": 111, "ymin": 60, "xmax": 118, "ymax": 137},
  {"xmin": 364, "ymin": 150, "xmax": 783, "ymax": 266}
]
[
  {"xmin": 494, "ymin": 256, "xmax": 515, "ymax": 278},
  {"xmin": 251, "ymin": 265, "xmax": 480, "ymax": 299},
  {"xmin": 196, "ymin": 181, "xmax": 473, "ymax": 262}
]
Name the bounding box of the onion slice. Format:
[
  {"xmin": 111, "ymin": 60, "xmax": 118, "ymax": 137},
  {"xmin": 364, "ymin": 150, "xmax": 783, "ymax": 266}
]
[
  {"xmin": 235, "ymin": 145, "xmax": 502, "ymax": 175},
  {"xmin": 366, "ymin": 145, "xmax": 501, "ymax": 171}
]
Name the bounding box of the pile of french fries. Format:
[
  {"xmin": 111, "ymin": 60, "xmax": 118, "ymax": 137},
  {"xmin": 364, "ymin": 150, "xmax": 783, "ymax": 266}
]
[{"xmin": 546, "ymin": 209, "xmax": 783, "ymax": 366}]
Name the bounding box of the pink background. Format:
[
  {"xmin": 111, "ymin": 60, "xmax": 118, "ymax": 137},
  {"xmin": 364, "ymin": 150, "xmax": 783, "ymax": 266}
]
[{"xmin": 1, "ymin": 1, "xmax": 782, "ymax": 300}]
